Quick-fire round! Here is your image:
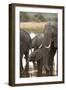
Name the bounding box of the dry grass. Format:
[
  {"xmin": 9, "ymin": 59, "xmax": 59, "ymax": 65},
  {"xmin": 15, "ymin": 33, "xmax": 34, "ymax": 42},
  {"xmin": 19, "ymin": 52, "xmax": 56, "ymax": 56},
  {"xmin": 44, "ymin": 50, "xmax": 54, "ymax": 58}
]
[{"xmin": 20, "ymin": 22, "xmax": 47, "ymax": 33}]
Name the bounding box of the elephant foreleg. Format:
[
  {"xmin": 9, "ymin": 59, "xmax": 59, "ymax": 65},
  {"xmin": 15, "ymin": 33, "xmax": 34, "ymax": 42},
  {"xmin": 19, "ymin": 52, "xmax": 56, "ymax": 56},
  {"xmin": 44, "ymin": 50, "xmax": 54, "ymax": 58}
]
[
  {"xmin": 48, "ymin": 42, "xmax": 57, "ymax": 76},
  {"xmin": 24, "ymin": 51, "xmax": 29, "ymax": 77},
  {"xmin": 45, "ymin": 66, "xmax": 50, "ymax": 76},
  {"xmin": 33, "ymin": 61, "xmax": 37, "ymax": 70},
  {"xmin": 37, "ymin": 60, "xmax": 42, "ymax": 77}
]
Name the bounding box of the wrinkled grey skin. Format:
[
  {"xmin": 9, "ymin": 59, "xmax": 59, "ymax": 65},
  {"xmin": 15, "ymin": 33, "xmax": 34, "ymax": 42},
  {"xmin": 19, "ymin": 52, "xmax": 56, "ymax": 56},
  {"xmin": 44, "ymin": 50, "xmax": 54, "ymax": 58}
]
[
  {"xmin": 32, "ymin": 33, "xmax": 44, "ymax": 50},
  {"xmin": 42, "ymin": 22, "xmax": 58, "ymax": 75},
  {"xmin": 20, "ymin": 29, "xmax": 32, "ymax": 77},
  {"xmin": 31, "ymin": 33, "xmax": 44, "ymax": 68},
  {"xmin": 28, "ymin": 22, "xmax": 57, "ymax": 76},
  {"xmin": 43, "ymin": 22, "xmax": 57, "ymax": 48},
  {"xmin": 28, "ymin": 47, "xmax": 50, "ymax": 76}
]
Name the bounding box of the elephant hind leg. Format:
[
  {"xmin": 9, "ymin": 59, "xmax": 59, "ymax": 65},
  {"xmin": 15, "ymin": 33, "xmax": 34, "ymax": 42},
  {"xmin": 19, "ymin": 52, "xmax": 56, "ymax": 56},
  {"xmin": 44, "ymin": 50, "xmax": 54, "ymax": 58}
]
[{"xmin": 45, "ymin": 66, "xmax": 50, "ymax": 76}]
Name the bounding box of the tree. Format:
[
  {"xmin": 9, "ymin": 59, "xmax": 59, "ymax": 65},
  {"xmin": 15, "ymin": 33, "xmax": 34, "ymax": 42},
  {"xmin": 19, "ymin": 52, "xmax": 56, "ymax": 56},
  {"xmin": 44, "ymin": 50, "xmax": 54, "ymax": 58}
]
[
  {"xmin": 34, "ymin": 13, "xmax": 46, "ymax": 22},
  {"xmin": 20, "ymin": 12, "xmax": 30, "ymax": 22}
]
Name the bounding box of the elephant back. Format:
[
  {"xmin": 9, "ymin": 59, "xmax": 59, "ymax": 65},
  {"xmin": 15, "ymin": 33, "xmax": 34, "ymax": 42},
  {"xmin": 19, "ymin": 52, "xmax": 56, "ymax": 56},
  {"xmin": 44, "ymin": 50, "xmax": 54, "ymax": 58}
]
[{"xmin": 20, "ymin": 29, "xmax": 32, "ymax": 52}]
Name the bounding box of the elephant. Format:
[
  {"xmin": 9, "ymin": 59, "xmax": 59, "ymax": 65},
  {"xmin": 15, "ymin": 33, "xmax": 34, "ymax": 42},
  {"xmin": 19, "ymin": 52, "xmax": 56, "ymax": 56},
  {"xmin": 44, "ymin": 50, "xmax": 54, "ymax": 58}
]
[
  {"xmin": 28, "ymin": 21, "xmax": 58, "ymax": 76},
  {"xmin": 42, "ymin": 22, "xmax": 58, "ymax": 75},
  {"xmin": 32, "ymin": 33, "xmax": 44, "ymax": 50},
  {"xmin": 20, "ymin": 29, "xmax": 32, "ymax": 77},
  {"xmin": 28, "ymin": 46, "xmax": 50, "ymax": 76},
  {"xmin": 43, "ymin": 22, "xmax": 57, "ymax": 48}
]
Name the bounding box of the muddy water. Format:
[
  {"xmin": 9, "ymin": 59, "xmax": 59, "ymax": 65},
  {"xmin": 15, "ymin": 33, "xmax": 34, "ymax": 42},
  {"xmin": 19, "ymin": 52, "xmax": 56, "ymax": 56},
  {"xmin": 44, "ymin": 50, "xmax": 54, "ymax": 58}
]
[{"xmin": 22, "ymin": 51, "xmax": 57, "ymax": 77}]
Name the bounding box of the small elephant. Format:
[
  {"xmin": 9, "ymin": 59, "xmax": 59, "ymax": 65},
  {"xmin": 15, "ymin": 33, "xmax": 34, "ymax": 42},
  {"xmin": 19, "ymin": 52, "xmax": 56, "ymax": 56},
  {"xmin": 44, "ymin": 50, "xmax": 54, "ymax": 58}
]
[
  {"xmin": 20, "ymin": 29, "xmax": 32, "ymax": 77},
  {"xmin": 28, "ymin": 46, "xmax": 50, "ymax": 76},
  {"xmin": 31, "ymin": 33, "xmax": 44, "ymax": 68}
]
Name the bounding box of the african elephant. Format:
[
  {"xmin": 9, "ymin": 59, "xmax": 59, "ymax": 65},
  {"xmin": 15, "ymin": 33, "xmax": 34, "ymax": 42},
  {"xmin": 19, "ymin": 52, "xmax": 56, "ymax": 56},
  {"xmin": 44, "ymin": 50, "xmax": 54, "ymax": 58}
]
[
  {"xmin": 32, "ymin": 33, "xmax": 44, "ymax": 50},
  {"xmin": 28, "ymin": 46, "xmax": 50, "ymax": 76},
  {"xmin": 20, "ymin": 29, "xmax": 32, "ymax": 77},
  {"xmin": 28, "ymin": 22, "xmax": 57, "ymax": 76},
  {"xmin": 42, "ymin": 22, "xmax": 58, "ymax": 75}
]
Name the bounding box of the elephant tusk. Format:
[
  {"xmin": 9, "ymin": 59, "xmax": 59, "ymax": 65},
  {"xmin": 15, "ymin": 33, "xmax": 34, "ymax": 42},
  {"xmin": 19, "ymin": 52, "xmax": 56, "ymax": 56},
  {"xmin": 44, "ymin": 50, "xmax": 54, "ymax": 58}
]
[
  {"xmin": 45, "ymin": 43, "xmax": 51, "ymax": 48},
  {"xmin": 39, "ymin": 44, "xmax": 42, "ymax": 48}
]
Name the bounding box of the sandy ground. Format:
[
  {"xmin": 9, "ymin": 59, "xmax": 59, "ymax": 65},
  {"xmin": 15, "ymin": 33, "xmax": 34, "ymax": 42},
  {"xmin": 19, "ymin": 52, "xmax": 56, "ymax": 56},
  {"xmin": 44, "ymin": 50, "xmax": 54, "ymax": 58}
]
[{"xmin": 20, "ymin": 22, "xmax": 47, "ymax": 30}]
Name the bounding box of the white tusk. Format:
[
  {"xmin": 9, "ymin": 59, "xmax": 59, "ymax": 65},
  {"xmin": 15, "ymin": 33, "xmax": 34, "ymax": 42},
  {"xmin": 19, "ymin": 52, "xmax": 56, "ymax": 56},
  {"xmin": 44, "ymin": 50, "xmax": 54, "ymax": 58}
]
[
  {"xmin": 45, "ymin": 44, "xmax": 51, "ymax": 48},
  {"xmin": 39, "ymin": 44, "xmax": 42, "ymax": 48}
]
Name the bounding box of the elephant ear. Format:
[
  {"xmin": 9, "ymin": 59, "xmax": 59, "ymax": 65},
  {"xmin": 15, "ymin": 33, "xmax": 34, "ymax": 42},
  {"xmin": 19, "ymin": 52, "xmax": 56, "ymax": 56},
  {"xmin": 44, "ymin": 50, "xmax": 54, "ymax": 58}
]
[{"xmin": 35, "ymin": 49, "xmax": 42, "ymax": 61}]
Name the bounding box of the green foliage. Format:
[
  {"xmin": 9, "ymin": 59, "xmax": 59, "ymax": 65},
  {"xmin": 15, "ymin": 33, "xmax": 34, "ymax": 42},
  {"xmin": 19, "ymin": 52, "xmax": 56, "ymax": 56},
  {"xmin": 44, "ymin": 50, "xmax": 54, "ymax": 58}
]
[
  {"xmin": 20, "ymin": 12, "xmax": 30, "ymax": 22},
  {"xmin": 33, "ymin": 13, "xmax": 46, "ymax": 22},
  {"xmin": 20, "ymin": 12, "xmax": 58, "ymax": 22}
]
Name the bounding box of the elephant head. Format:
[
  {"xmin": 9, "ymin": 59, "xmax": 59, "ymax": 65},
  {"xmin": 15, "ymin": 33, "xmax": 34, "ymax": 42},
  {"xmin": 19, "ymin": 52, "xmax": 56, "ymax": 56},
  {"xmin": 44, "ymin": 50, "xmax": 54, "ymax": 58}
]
[
  {"xmin": 28, "ymin": 48, "xmax": 43, "ymax": 62},
  {"xmin": 43, "ymin": 22, "xmax": 58, "ymax": 49}
]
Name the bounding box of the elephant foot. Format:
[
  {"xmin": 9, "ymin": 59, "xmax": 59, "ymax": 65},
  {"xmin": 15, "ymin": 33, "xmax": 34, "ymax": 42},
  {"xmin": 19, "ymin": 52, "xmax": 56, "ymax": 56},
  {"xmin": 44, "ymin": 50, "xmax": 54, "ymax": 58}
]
[
  {"xmin": 20, "ymin": 70, "xmax": 29, "ymax": 78},
  {"xmin": 49, "ymin": 66, "xmax": 54, "ymax": 76},
  {"xmin": 49, "ymin": 71, "xmax": 54, "ymax": 76},
  {"xmin": 20, "ymin": 71, "xmax": 24, "ymax": 78},
  {"xmin": 20, "ymin": 65, "xmax": 29, "ymax": 78},
  {"xmin": 37, "ymin": 73, "xmax": 42, "ymax": 77}
]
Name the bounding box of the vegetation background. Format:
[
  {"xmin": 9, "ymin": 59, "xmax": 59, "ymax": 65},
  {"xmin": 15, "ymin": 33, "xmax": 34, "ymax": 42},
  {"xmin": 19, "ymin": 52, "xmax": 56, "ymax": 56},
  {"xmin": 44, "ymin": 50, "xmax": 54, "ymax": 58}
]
[{"xmin": 20, "ymin": 12, "xmax": 58, "ymax": 33}]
